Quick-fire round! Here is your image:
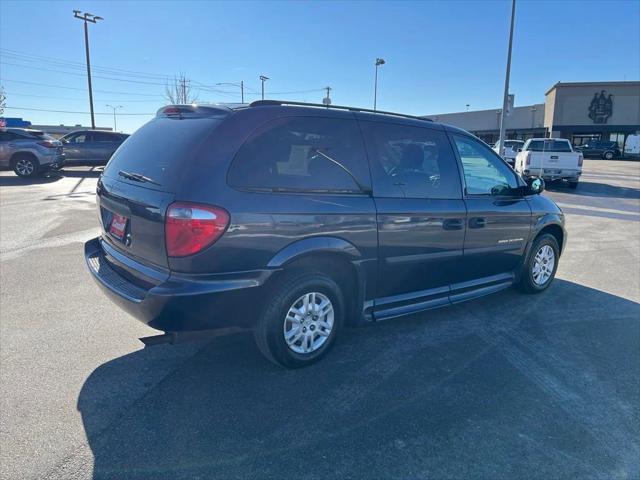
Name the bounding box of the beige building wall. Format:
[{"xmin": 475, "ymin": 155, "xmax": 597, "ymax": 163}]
[{"xmin": 545, "ymin": 81, "xmax": 640, "ymax": 130}]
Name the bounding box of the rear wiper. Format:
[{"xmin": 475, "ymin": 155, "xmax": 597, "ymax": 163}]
[
  {"xmin": 118, "ymin": 170, "xmax": 161, "ymax": 186},
  {"xmin": 310, "ymin": 149, "xmax": 372, "ymax": 195}
]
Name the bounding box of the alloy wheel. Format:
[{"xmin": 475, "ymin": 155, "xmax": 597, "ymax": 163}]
[
  {"xmin": 532, "ymin": 245, "xmax": 555, "ymax": 285},
  {"xmin": 283, "ymin": 292, "xmax": 334, "ymax": 354},
  {"xmin": 16, "ymin": 159, "xmax": 35, "ymax": 176}
]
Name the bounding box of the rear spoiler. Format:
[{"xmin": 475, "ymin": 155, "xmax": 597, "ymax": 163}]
[{"xmin": 156, "ymin": 104, "xmax": 233, "ymax": 118}]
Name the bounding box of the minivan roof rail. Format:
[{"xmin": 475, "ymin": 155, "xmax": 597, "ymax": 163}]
[{"xmin": 249, "ymin": 100, "xmax": 434, "ymax": 123}]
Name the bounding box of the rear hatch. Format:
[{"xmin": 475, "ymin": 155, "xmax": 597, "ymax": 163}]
[{"xmin": 98, "ymin": 106, "xmax": 229, "ymax": 269}]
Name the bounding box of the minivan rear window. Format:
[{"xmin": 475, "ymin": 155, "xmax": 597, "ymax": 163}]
[{"xmin": 103, "ymin": 116, "xmax": 223, "ymax": 191}]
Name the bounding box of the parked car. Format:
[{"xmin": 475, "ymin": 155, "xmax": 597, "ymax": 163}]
[
  {"xmin": 493, "ymin": 139, "xmax": 524, "ymax": 167},
  {"xmin": 0, "ymin": 128, "xmax": 65, "ymax": 178},
  {"xmin": 60, "ymin": 130, "xmax": 129, "ymax": 165},
  {"xmin": 575, "ymin": 140, "xmax": 621, "ymax": 160},
  {"xmin": 85, "ymin": 102, "xmax": 566, "ymax": 368},
  {"xmin": 624, "ymin": 134, "xmax": 640, "ymax": 158},
  {"xmin": 515, "ymin": 138, "xmax": 583, "ymax": 188}
]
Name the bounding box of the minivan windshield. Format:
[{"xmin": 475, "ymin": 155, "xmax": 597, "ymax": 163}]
[{"xmin": 103, "ymin": 116, "xmax": 224, "ymax": 191}]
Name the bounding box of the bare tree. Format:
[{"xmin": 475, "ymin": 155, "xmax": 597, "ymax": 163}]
[
  {"xmin": 0, "ymin": 86, "xmax": 6, "ymax": 117},
  {"xmin": 164, "ymin": 74, "xmax": 198, "ymax": 104}
]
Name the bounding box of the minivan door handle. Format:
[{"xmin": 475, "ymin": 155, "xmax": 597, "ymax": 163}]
[
  {"xmin": 469, "ymin": 217, "xmax": 486, "ymax": 229},
  {"xmin": 443, "ymin": 218, "xmax": 464, "ymax": 231}
]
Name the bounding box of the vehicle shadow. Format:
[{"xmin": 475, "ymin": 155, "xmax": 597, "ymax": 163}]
[
  {"xmin": 0, "ymin": 167, "xmax": 102, "ymax": 188},
  {"xmin": 60, "ymin": 167, "xmax": 103, "ymax": 178},
  {"xmin": 70, "ymin": 279, "xmax": 640, "ymax": 480},
  {"xmin": 0, "ymin": 171, "xmax": 64, "ymax": 187},
  {"xmin": 546, "ymin": 180, "xmax": 640, "ymax": 199}
]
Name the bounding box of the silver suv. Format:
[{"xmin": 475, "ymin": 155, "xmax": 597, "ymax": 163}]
[{"xmin": 0, "ymin": 128, "xmax": 65, "ymax": 178}]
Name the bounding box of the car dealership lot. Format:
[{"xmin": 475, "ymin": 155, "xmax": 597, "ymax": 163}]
[{"xmin": 1, "ymin": 161, "xmax": 639, "ymax": 480}]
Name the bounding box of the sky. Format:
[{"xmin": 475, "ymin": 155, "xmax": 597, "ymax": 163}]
[{"xmin": 1, "ymin": 0, "xmax": 639, "ymax": 133}]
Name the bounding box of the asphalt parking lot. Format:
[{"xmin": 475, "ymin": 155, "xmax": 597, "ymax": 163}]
[{"xmin": 1, "ymin": 160, "xmax": 639, "ymax": 480}]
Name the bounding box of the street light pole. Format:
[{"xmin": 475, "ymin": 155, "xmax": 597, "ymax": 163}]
[
  {"xmin": 259, "ymin": 75, "xmax": 269, "ymax": 100},
  {"xmin": 498, "ymin": 0, "xmax": 516, "ymax": 157},
  {"xmin": 73, "ymin": 10, "xmax": 103, "ymax": 130},
  {"xmin": 374, "ymin": 58, "xmax": 385, "ymax": 111},
  {"xmin": 106, "ymin": 105, "xmax": 122, "ymax": 132},
  {"xmin": 216, "ymin": 82, "xmax": 244, "ymax": 103}
]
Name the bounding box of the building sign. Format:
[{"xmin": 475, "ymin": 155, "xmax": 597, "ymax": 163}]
[{"xmin": 588, "ymin": 90, "xmax": 613, "ymax": 124}]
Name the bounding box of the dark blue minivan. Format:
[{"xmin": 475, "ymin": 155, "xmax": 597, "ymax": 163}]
[{"xmin": 85, "ymin": 101, "xmax": 565, "ymax": 368}]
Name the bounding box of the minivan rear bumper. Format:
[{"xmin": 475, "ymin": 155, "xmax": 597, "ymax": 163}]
[{"xmin": 85, "ymin": 237, "xmax": 275, "ymax": 332}]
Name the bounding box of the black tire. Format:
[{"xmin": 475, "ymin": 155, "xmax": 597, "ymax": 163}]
[
  {"xmin": 568, "ymin": 181, "xmax": 578, "ymax": 189},
  {"xmin": 516, "ymin": 233, "xmax": 560, "ymax": 294},
  {"xmin": 603, "ymin": 151, "xmax": 614, "ymax": 160},
  {"xmin": 254, "ymin": 270, "xmax": 344, "ymax": 368},
  {"xmin": 12, "ymin": 154, "xmax": 40, "ymax": 178}
]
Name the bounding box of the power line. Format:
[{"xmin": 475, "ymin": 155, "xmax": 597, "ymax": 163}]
[
  {"xmin": 1, "ymin": 61, "xmax": 171, "ymax": 86},
  {"xmin": 4, "ymin": 106, "xmax": 154, "ymax": 116},
  {"xmin": 0, "ymin": 78, "xmax": 166, "ymax": 97},
  {"xmin": 0, "ymin": 48, "xmax": 171, "ymax": 81},
  {"xmin": 5, "ymin": 92, "xmax": 164, "ymax": 103}
]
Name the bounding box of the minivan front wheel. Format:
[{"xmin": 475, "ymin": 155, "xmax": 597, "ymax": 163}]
[
  {"xmin": 517, "ymin": 233, "xmax": 560, "ymax": 294},
  {"xmin": 254, "ymin": 271, "xmax": 343, "ymax": 368}
]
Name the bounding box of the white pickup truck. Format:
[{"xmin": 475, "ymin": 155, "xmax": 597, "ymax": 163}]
[{"xmin": 514, "ymin": 138, "xmax": 583, "ymax": 189}]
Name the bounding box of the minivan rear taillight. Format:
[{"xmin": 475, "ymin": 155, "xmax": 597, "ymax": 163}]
[
  {"xmin": 525, "ymin": 152, "xmax": 532, "ymax": 166},
  {"xmin": 578, "ymin": 154, "xmax": 584, "ymax": 167},
  {"xmin": 165, "ymin": 203, "xmax": 229, "ymax": 257}
]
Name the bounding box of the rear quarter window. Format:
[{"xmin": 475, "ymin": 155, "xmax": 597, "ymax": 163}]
[{"xmin": 227, "ymin": 116, "xmax": 370, "ymax": 193}]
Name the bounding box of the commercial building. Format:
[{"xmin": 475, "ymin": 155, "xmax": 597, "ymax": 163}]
[{"xmin": 424, "ymin": 81, "xmax": 640, "ymax": 152}]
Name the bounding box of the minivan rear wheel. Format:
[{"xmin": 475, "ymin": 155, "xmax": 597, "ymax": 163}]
[
  {"xmin": 254, "ymin": 271, "xmax": 343, "ymax": 368},
  {"xmin": 517, "ymin": 233, "xmax": 560, "ymax": 294}
]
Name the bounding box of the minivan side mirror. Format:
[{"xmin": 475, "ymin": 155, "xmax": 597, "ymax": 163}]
[{"xmin": 526, "ymin": 177, "xmax": 545, "ymax": 195}]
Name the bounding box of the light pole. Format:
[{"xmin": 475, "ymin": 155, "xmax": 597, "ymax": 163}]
[
  {"xmin": 466, "ymin": 104, "xmax": 470, "ymax": 112},
  {"xmin": 73, "ymin": 10, "xmax": 103, "ymax": 130},
  {"xmin": 498, "ymin": 0, "xmax": 516, "ymax": 157},
  {"xmin": 374, "ymin": 58, "xmax": 385, "ymax": 111},
  {"xmin": 216, "ymin": 82, "xmax": 244, "ymax": 103},
  {"xmin": 106, "ymin": 105, "xmax": 122, "ymax": 132},
  {"xmin": 259, "ymin": 75, "xmax": 269, "ymax": 100}
]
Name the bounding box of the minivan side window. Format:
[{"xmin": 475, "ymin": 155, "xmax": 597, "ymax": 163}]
[
  {"xmin": 360, "ymin": 122, "xmax": 462, "ymax": 199},
  {"xmin": 453, "ymin": 134, "xmax": 519, "ymax": 196},
  {"xmin": 228, "ymin": 117, "xmax": 370, "ymax": 193}
]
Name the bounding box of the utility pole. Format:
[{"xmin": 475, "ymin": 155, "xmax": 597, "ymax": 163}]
[
  {"xmin": 259, "ymin": 75, "xmax": 269, "ymax": 100},
  {"xmin": 180, "ymin": 77, "xmax": 187, "ymax": 103},
  {"xmin": 374, "ymin": 58, "xmax": 385, "ymax": 111},
  {"xmin": 498, "ymin": 0, "xmax": 516, "ymax": 157},
  {"xmin": 106, "ymin": 105, "xmax": 122, "ymax": 131},
  {"xmin": 323, "ymin": 86, "xmax": 332, "ymax": 106},
  {"xmin": 73, "ymin": 10, "xmax": 103, "ymax": 130}
]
